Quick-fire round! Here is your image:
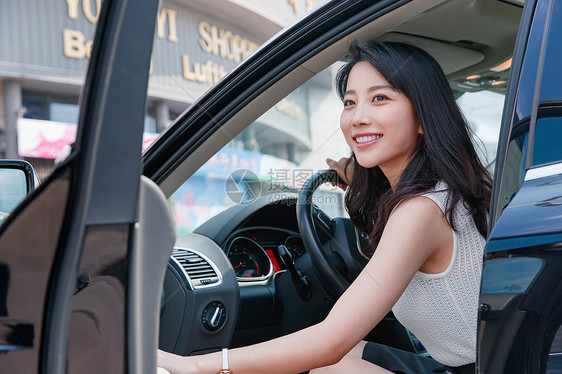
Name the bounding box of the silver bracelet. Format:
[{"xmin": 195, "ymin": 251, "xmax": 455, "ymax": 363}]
[{"xmin": 219, "ymin": 348, "xmax": 232, "ymax": 374}]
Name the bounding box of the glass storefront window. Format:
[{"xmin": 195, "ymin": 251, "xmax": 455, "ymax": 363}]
[{"xmin": 50, "ymin": 102, "xmax": 79, "ymax": 124}]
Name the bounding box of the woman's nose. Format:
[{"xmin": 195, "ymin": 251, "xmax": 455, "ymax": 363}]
[{"xmin": 350, "ymin": 103, "xmax": 372, "ymax": 127}]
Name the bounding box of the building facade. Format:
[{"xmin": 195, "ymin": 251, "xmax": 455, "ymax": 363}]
[{"xmin": 0, "ymin": 0, "xmax": 324, "ymax": 179}]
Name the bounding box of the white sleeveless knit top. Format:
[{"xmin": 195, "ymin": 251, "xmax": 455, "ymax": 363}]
[{"xmin": 391, "ymin": 182, "xmax": 485, "ymax": 367}]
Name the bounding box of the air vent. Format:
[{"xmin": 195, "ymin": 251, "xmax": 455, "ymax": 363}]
[{"xmin": 172, "ymin": 248, "xmax": 221, "ymax": 289}]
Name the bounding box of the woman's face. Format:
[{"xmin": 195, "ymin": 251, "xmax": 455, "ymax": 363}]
[{"xmin": 340, "ymin": 61, "xmax": 422, "ymax": 186}]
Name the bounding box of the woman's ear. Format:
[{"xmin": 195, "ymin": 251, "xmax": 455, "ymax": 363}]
[{"xmin": 417, "ymin": 123, "xmax": 423, "ymax": 135}]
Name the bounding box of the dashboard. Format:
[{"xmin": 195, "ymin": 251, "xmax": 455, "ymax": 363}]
[
  {"xmin": 160, "ymin": 193, "xmax": 423, "ymax": 356},
  {"xmin": 224, "ymin": 227, "xmax": 306, "ymax": 280},
  {"xmin": 160, "ymin": 195, "xmax": 313, "ymax": 354}
]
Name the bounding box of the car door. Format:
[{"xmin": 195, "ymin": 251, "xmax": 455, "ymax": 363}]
[
  {"xmin": 0, "ymin": 1, "xmax": 174, "ymax": 373},
  {"xmin": 478, "ymin": 0, "xmax": 562, "ymax": 373}
]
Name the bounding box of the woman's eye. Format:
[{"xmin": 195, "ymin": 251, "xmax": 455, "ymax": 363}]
[
  {"xmin": 343, "ymin": 99, "xmax": 355, "ymax": 107},
  {"xmin": 373, "ymin": 94, "xmax": 387, "ymax": 102}
]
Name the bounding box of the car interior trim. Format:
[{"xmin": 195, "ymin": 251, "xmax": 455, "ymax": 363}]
[
  {"xmin": 237, "ymin": 276, "xmax": 277, "ymax": 287},
  {"xmin": 171, "ymin": 247, "xmax": 224, "ymax": 290},
  {"xmin": 226, "ymin": 226, "xmax": 301, "ymax": 244},
  {"xmin": 354, "ymin": 228, "xmax": 371, "ymax": 260}
]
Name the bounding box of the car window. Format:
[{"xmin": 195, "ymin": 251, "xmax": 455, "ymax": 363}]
[
  {"xmin": 169, "ymin": 63, "xmax": 349, "ymax": 234},
  {"xmin": 490, "ymin": 0, "xmax": 562, "ymax": 224},
  {"xmin": 170, "ymin": 65, "xmax": 507, "ymax": 235},
  {"xmin": 531, "ymin": 115, "xmax": 562, "ymax": 167},
  {"xmin": 529, "ymin": 2, "xmax": 562, "ymax": 168},
  {"xmin": 494, "ymin": 118, "xmax": 529, "ymax": 216},
  {"xmin": 457, "ymin": 90, "xmax": 505, "ymax": 170}
]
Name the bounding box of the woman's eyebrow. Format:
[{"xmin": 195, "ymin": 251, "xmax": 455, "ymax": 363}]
[
  {"xmin": 343, "ymin": 85, "xmax": 396, "ymax": 96},
  {"xmin": 368, "ymin": 85, "xmax": 396, "ymax": 92}
]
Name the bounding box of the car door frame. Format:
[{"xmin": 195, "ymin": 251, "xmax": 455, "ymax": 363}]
[{"xmin": 0, "ymin": 0, "xmax": 161, "ymax": 372}]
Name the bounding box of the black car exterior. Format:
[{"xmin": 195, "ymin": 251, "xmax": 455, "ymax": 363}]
[
  {"xmin": 0, "ymin": 0, "xmax": 560, "ymax": 373},
  {"xmin": 478, "ymin": 0, "xmax": 562, "ymax": 373}
]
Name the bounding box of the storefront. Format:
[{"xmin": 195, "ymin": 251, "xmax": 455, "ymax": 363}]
[{"xmin": 0, "ymin": 0, "xmax": 321, "ymax": 179}]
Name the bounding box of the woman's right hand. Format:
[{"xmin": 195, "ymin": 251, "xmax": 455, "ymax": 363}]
[
  {"xmin": 326, "ymin": 157, "xmax": 353, "ymax": 190},
  {"xmin": 157, "ymin": 349, "xmax": 192, "ymax": 374}
]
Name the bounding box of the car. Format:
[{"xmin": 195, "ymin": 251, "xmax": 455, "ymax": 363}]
[
  {"xmin": 0, "ymin": 160, "xmax": 36, "ymax": 223},
  {"xmin": 0, "ymin": 0, "xmax": 560, "ymax": 373}
]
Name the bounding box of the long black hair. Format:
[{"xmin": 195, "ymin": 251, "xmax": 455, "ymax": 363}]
[{"xmin": 336, "ymin": 40, "xmax": 492, "ymax": 253}]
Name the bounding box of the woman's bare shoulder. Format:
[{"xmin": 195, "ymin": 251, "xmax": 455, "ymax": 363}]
[
  {"xmin": 380, "ymin": 195, "xmax": 451, "ymax": 260},
  {"xmin": 390, "ymin": 194, "xmax": 446, "ymax": 222}
]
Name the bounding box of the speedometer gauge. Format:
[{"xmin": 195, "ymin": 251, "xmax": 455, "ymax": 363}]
[
  {"xmin": 226, "ymin": 237, "xmax": 272, "ymax": 280},
  {"xmin": 229, "ymin": 244, "xmax": 262, "ymax": 278}
]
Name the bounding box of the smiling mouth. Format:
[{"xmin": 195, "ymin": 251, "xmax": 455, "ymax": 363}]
[{"xmin": 354, "ymin": 134, "xmax": 382, "ymax": 144}]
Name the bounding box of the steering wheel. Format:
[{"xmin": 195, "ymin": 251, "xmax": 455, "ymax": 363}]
[{"xmin": 296, "ymin": 169, "xmax": 369, "ymax": 298}]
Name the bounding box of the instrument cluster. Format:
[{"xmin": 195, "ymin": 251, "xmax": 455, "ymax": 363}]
[
  {"xmin": 224, "ymin": 229, "xmax": 306, "ymax": 281},
  {"xmin": 226, "ymin": 237, "xmax": 272, "ymax": 279}
]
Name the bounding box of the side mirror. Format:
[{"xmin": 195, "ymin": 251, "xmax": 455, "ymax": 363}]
[{"xmin": 0, "ymin": 160, "xmax": 36, "ymax": 223}]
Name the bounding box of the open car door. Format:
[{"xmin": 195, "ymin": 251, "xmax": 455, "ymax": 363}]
[
  {"xmin": 479, "ymin": 0, "xmax": 562, "ymax": 372},
  {"xmin": 0, "ymin": 1, "xmax": 174, "ymax": 373}
]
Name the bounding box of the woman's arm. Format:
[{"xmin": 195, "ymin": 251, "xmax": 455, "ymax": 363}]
[{"xmin": 158, "ymin": 196, "xmax": 451, "ymax": 374}]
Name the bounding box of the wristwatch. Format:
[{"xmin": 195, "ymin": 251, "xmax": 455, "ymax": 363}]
[{"xmin": 219, "ymin": 348, "xmax": 233, "ymax": 374}]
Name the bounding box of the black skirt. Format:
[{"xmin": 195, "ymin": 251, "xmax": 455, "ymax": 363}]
[{"xmin": 361, "ymin": 342, "xmax": 475, "ymax": 374}]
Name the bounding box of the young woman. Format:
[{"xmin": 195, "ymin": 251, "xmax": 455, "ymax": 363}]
[{"xmin": 158, "ymin": 40, "xmax": 492, "ymax": 374}]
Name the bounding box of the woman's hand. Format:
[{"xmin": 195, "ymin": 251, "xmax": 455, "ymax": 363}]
[
  {"xmin": 157, "ymin": 349, "xmax": 190, "ymax": 374},
  {"xmin": 157, "ymin": 349, "xmax": 223, "ymax": 374},
  {"xmin": 326, "ymin": 157, "xmax": 353, "ymax": 190}
]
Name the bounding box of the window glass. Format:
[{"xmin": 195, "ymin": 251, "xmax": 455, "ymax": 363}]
[
  {"xmin": 170, "ymin": 64, "xmax": 348, "ymax": 235},
  {"xmin": 50, "ymin": 102, "xmax": 79, "ymax": 123},
  {"xmin": 457, "ymin": 90, "xmax": 505, "ymax": 170},
  {"xmin": 482, "ymin": 257, "xmax": 542, "ymax": 293},
  {"xmin": 144, "ymin": 112, "xmax": 157, "ymax": 134},
  {"xmin": 538, "ymin": 0, "xmax": 562, "ymax": 103},
  {"xmin": 22, "ymin": 95, "xmax": 48, "ymax": 120},
  {"xmin": 494, "ymin": 120, "xmax": 529, "ymax": 217},
  {"xmin": 529, "ymin": 0, "xmax": 562, "ymax": 168},
  {"xmin": 169, "ymin": 69, "xmax": 507, "ymax": 235},
  {"xmin": 532, "ymin": 117, "xmax": 562, "ymax": 167}
]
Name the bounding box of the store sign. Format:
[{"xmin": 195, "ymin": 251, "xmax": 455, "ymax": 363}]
[
  {"xmin": 62, "ymin": 0, "xmax": 259, "ymax": 87},
  {"xmin": 17, "ymin": 118, "xmax": 157, "ymax": 159},
  {"xmin": 181, "ymin": 21, "xmax": 259, "ymax": 85},
  {"xmin": 17, "ymin": 118, "xmax": 76, "ymax": 159}
]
